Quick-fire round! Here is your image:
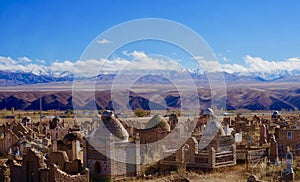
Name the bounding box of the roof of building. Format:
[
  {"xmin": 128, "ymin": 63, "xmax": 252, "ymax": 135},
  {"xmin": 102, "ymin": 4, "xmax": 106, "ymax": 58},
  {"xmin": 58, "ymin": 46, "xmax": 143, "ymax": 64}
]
[
  {"xmin": 202, "ymin": 108, "xmax": 214, "ymax": 116},
  {"xmin": 91, "ymin": 114, "xmax": 129, "ymax": 141},
  {"xmin": 272, "ymin": 111, "xmax": 280, "ymax": 116},
  {"xmin": 63, "ymin": 132, "xmax": 82, "ymax": 143},
  {"xmin": 145, "ymin": 114, "xmax": 170, "ymax": 132}
]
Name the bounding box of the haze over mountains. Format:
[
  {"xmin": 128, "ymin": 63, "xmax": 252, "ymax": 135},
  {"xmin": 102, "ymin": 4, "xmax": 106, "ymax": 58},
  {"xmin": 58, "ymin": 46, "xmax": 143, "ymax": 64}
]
[
  {"xmin": 0, "ymin": 87, "xmax": 300, "ymax": 111},
  {"xmin": 0, "ymin": 70, "xmax": 73, "ymax": 86},
  {"xmin": 0, "ymin": 70, "xmax": 300, "ymax": 111},
  {"xmin": 1, "ymin": 69, "xmax": 300, "ymax": 86}
]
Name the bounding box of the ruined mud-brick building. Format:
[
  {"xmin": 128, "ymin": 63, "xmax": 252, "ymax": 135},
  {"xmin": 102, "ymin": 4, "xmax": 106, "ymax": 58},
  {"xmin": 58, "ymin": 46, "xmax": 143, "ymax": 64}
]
[
  {"xmin": 0, "ymin": 159, "xmax": 10, "ymax": 181},
  {"xmin": 134, "ymin": 114, "xmax": 171, "ymax": 144},
  {"xmin": 8, "ymin": 147, "xmax": 89, "ymax": 182},
  {"xmin": 0, "ymin": 118, "xmax": 89, "ymax": 182},
  {"xmin": 160, "ymin": 133, "xmax": 236, "ymax": 169},
  {"xmin": 83, "ymin": 111, "xmax": 140, "ymax": 181},
  {"xmin": 0, "ymin": 121, "xmax": 31, "ymax": 156},
  {"xmin": 55, "ymin": 132, "xmax": 82, "ymax": 161},
  {"xmin": 122, "ymin": 114, "xmax": 193, "ymax": 165},
  {"xmin": 234, "ymin": 120, "xmax": 255, "ymax": 133},
  {"xmin": 159, "ymin": 111, "xmax": 237, "ymax": 169},
  {"xmin": 49, "ymin": 116, "xmax": 69, "ymax": 142},
  {"xmin": 278, "ymin": 128, "xmax": 300, "ymax": 157}
]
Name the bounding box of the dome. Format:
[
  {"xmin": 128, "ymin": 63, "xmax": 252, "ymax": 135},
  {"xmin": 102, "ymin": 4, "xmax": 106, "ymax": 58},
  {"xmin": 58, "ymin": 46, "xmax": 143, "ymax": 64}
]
[
  {"xmin": 49, "ymin": 116, "xmax": 59, "ymax": 129},
  {"xmin": 102, "ymin": 110, "xmax": 113, "ymax": 117},
  {"xmin": 145, "ymin": 114, "xmax": 170, "ymax": 132},
  {"xmin": 272, "ymin": 111, "xmax": 280, "ymax": 116},
  {"xmin": 91, "ymin": 114, "xmax": 129, "ymax": 141},
  {"xmin": 22, "ymin": 116, "xmax": 31, "ymax": 121},
  {"xmin": 63, "ymin": 132, "xmax": 82, "ymax": 144},
  {"xmin": 202, "ymin": 119, "xmax": 225, "ymax": 137},
  {"xmin": 202, "ymin": 108, "xmax": 214, "ymax": 116},
  {"xmin": 169, "ymin": 113, "xmax": 178, "ymax": 120}
]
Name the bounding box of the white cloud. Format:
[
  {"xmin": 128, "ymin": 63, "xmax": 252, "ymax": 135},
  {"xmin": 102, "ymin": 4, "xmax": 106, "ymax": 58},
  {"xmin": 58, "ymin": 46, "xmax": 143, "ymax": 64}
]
[
  {"xmin": 37, "ymin": 59, "xmax": 46, "ymax": 64},
  {"xmin": 0, "ymin": 56, "xmax": 17, "ymax": 65},
  {"xmin": 76, "ymin": 51, "xmax": 182, "ymax": 76},
  {"xmin": 75, "ymin": 58, "xmax": 116, "ymax": 76},
  {"xmin": 96, "ymin": 38, "xmax": 113, "ymax": 44},
  {"xmin": 244, "ymin": 55, "xmax": 300, "ymax": 73},
  {"xmin": 222, "ymin": 56, "xmax": 228, "ymax": 62},
  {"xmin": 193, "ymin": 56, "xmax": 222, "ymax": 72},
  {"xmin": 18, "ymin": 56, "xmax": 31, "ymax": 63},
  {"xmin": 287, "ymin": 57, "xmax": 300, "ymax": 62},
  {"xmin": 222, "ymin": 63, "xmax": 248, "ymax": 73},
  {"xmin": 50, "ymin": 60, "xmax": 75, "ymax": 72},
  {"xmin": 192, "ymin": 54, "xmax": 300, "ymax": 74},
  {"xmin": 1, "ymin": 53, "xmax": 300, "ymax": 78},
  {"xmin": 122, "ymin": 50, "xmax": 147, "ymax": 58}
]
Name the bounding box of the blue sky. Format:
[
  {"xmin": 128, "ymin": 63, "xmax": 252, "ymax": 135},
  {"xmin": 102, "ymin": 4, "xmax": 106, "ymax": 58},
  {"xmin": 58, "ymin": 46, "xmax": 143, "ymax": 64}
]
[{"xmin": 0, "ymin": 0, "xmax": 300, "ymax": 75}]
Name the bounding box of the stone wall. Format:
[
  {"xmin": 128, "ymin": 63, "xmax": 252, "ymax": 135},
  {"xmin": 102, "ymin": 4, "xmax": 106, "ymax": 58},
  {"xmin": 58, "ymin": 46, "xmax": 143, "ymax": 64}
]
[
  {"xmin": 0, "ymin": 163, "xmax": 10, "ymax": 182},
  {"xmin": 175, "ymin": 137, "xmax": 198, "ymax": 164},
  {"xmin": 10, "ymin": 164, "xmax": 23, "ymax": 182},
  {"xmin": 39, "ymin": 168, "xmax": 50, "ymax": 182},
  {"xmin": 49, "ymin": 151, "xmax": 69, "ymax": 170},
  {"xmin": 161, "ymin": 136, "xmax": 236, "ymax": 169},
  {"xmin": 0, "ymin": 130, "xmax": 19, "ymax": 155},
  {"xmin": 83, "ymin": 137, "xmax": 139, "ymax": 180},
  {"xmin": 49, "ymin": 164, "xmax": 89, "ymax": 182},
  {"xmin": 8, "ymin": 148, "xmax": 88, "ymax": 182},
  {"xmin": 135, "ymin": 128, "xmax": 168, "ymax": 144},
  {"xmin": 64, "ymin": 159, "xmax": 82, "ymax": 175},
  {"xmin": 22, "ymin": 148, "xmax": 47, "ymax": 182},
  {"xmin": 278, "ymin": 128, "xmax": 300, "ymax": 155}
]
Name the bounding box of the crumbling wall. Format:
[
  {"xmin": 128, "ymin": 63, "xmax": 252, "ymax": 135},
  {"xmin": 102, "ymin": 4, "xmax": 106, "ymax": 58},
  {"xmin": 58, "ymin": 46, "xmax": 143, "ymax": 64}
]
[
  {"xmin": 136, "ymin": 128, "xmax": 168, "ymax": 144},
  {"xmin": 64, "ymin": 159, "xmax": 82, "ymax": 175},
  {"xmin": 49, "ymin": 164, "xmax": 88, "ymax": 182},
  {"xmin": 49, "ymin": 151, "xmax": 69, "ymax": 170},
  {"xmin": 10, "ymin": 164, "xmax": 23, "ymax": 182}
]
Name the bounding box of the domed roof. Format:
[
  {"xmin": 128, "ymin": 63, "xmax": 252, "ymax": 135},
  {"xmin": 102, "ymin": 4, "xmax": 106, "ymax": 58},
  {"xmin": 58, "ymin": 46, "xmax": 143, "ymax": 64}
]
[
  {"xmin": 63, "ymin": 132, "xmax": 82, "ymax": 143},
  {"xmin": 22, "ymin": 116, "xmax": 31, "ymax": 121},
  {"xmin": 272, "ymin": 111, "xmax": 280, "ymax": 116},
  {"xmin": 202, "ymin": 108, "xmax": 214, "ymax": 116},
  {"xmin": 145, "ymin": 114, "xmax": 170, "ymax": 132},
  {"xmin": 202, "ymin": 119, "xmax": 225, "ymax": 137},
  {"xmin": 169, "ymin": 113, "xmax": 178, "ymax": 120},
  {"xmin": 53, "ymin": 116, "xmax": 60, "ymax": 121},
  {"xmin": 102, "ymin": 110, "xmax": 113, "ymax": 117},
  {"xmin": 91, "ymin": 114, "xmax": 129, "ymax": 141}
]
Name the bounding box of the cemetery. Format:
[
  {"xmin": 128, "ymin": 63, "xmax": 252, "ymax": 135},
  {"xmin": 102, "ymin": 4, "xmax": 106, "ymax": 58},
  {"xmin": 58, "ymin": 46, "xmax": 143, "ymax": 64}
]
[{"xmin": 0, "ymin": 109, "xmax": 300, "ymax": 181}]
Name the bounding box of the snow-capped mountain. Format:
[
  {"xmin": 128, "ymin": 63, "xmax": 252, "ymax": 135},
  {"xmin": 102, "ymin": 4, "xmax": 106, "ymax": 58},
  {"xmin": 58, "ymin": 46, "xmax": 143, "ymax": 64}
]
[
  {"xmin": 0, "ymin": 68, "xmax": 300, "ymax": 87},
  {"xmin": 0, "ymin": 70, "xmax": 73, "ymax": 86}
]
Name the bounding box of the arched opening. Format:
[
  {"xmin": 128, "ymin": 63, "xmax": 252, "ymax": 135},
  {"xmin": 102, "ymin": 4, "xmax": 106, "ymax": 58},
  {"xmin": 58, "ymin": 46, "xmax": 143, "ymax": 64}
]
[{"xmin": 94, "ymin": 161, "xmax": 101, "ymax": 174}]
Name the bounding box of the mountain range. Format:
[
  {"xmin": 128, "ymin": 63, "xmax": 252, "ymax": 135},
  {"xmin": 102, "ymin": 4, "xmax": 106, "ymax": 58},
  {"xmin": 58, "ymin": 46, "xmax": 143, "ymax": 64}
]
[
  {"xmin": 0, "ymin": 70, "xmax": 300, "ymax": 111},
  {"xmin": 1, "ymin": 69, "xmax": 300, "ymax": 86},
  {"xmin": 0, "ymin": 70, "xmax": 73, "ymax": 86},
  {"xmin": 0, "ymin": 87, "xmax": 299, "ymax": 111}
]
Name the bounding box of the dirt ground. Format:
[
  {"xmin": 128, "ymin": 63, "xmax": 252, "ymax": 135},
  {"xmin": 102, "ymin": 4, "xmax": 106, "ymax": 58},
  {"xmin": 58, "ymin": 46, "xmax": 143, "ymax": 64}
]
[{"xmin": 132, "ymin": 165, "xmax": 251, "ymax": 182}]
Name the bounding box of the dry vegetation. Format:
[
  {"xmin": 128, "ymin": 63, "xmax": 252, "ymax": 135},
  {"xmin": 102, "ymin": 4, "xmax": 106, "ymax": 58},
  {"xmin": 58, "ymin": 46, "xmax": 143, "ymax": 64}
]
[
  {"xmin": 2, "ymin": 109, "xmax": 300, "ymax": 181},
  {"xmin": 130, "ymin": 165, "xmax": 249, "ymax": 182},
  {"xmin": 131, "ymin": 162, "xmax": 300, "ymax": 182}
]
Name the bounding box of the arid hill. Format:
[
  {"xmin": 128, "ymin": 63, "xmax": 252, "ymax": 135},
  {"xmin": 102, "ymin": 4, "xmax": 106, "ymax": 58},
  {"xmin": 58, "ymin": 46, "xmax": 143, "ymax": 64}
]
[{"xmin": 0, "ymin": 86, "xmax": 299, "ymax": 111}]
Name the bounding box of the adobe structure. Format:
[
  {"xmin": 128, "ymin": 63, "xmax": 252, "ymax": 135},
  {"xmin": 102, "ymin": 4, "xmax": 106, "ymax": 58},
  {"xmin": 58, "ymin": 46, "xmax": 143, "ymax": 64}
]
[
  {"xmin": 160, "ymin": 109, "xmax": 236, "ymax": 169},
  {"xmin": 277, "ymin": 127, "xmax": 300, "ymax": 157},
  {"xmin": 2, "ymin": 108, "xmax": 300, "ymax": 181},
  {"xmin": 8, "ymin": 148, "xmax": 89, "ymax": 182},
  {"xmin": 0, "ymin": 116, "xmax": 89, "ymax": 181},
  {"xmin": 83, "ymin": 111, "xmax": 140, "ymax": 181}
]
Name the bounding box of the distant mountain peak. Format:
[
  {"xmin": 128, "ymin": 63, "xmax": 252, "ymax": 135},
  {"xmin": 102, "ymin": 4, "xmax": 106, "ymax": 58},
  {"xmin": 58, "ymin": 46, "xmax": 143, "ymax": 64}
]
[{"xmin": 0, "ymin": 70, "xmax": 73, "ymax": 86}]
